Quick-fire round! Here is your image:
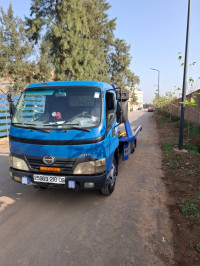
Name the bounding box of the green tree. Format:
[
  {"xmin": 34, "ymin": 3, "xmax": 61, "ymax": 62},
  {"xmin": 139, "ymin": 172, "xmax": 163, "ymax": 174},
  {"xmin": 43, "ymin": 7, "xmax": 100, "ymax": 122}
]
[
  {"xmin": 26, "ymin": 0, "xmax": 139, "ymax": 87},
  {"xmin": 26, "ymin": 0, "xmax": 115, "ymax": 81},
  {"xmin": 36, "ymin": 37, "xmax": 52, "ymax": 82},
  {"xmin": 0, "ymin": 3, "xmax": 38, "ymax": 92},
  {"xmin": 180, "ymin": 97, "xmax": 197, "ymax": 137},
  {"xmin": 131, "ymin": 90, "xmax": 138, "ymax": 105},
  {"xmin": 109, "ymin": 38, "xmax": 140, "ymax": 89},
  {"xmin": 82, "ymin": 0, "xmax": 116, "ymax": 82}
]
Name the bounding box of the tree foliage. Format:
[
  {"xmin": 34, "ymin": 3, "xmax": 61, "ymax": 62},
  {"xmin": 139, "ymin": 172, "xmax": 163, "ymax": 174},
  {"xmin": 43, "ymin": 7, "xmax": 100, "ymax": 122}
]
[
  {"xmin": 109, "ymin": 38, "xmax": 139, "ymax": 88},
  {"xmin": 0, "ymin": 1, "xmax": 140, "ymax": 90},
  {"xmin": 0, "ymin": 3, "xmax": 51, "ymax": 92},
  {"xmin": 26, "ymin": 0, "xmax": 139, "ymax": 86},
  {"xmin": 26, "ymin": 0, "xmax": 114, "ymax": 81},
  {"xmin": 131, "ymin": 90, "xmax": 138, "ymax": 105},
  {"xmin": 36, "ymin": 37, "xmax": 52, "ymax": 82},
  {"xmin": 0, "ymin": 4, "xmax": 36, "ymax": 91}
]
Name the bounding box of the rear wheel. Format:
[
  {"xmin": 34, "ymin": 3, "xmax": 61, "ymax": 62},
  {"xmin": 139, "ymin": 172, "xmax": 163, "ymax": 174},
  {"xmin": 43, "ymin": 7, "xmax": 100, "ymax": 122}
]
[{"xmin": 101, "ymin": 158, "xmax": 117, "ymax": 196}]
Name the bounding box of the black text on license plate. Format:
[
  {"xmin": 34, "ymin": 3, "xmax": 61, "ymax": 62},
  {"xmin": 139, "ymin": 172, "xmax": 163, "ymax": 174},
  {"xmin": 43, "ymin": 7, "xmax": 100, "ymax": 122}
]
[{"xmin": 33, "ymin": 175, "xmax": 65, "ymax": 184}]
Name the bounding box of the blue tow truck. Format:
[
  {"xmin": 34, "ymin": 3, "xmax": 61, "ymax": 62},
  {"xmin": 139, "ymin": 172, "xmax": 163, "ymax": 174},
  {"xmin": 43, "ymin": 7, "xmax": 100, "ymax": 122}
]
[{"xmin": 8, "ymin": 81, "xmax": 142, "ymax": 196}]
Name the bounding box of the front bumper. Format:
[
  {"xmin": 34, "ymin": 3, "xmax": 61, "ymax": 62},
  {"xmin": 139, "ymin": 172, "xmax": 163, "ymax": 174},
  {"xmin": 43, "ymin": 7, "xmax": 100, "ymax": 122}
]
[{"xmin": 9, "ymin": 168, "xmax": 107, "ymax": 190}]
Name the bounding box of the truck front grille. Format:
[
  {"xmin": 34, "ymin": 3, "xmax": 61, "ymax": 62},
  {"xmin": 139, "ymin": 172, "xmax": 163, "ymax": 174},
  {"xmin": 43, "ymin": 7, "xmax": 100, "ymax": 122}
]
[{"xmin": 26, "ymin": 156, "xmax": 76, "ymax": 174}]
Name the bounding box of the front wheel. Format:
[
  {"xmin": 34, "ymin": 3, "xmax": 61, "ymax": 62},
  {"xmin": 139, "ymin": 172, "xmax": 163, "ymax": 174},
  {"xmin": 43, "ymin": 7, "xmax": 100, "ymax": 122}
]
[{"xmin": 101, "ymin": 158, "xmax": 117, "ymax": 196}]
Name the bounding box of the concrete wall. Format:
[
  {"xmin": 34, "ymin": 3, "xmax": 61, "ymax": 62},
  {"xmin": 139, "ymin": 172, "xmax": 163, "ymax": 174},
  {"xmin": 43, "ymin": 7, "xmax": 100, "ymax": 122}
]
[{"xmin": 168, "ymin": 89, "xmax": 200, "ymax": 125}]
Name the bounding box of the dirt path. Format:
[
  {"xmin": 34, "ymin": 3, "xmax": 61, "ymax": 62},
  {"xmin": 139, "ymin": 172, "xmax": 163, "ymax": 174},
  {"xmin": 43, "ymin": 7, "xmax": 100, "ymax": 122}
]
[
  {"xmin": 127, "ymin": 112, "xmax": 174, "ymax": 264},
  {"xmin": 0, "ymin": 111, "xmax": 173, "ymax": 265}
]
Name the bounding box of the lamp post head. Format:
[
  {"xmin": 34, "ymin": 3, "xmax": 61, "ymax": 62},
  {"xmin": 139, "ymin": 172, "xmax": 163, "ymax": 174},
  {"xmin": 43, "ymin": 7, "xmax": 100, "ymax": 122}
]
[{"xmin": 150, "ymin": 68, "xmax": 159, "ymax": 73}]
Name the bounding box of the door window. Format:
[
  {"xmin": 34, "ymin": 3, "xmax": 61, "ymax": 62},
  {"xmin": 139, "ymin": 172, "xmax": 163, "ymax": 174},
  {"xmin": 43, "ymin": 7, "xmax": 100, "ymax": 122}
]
[{"xmin": 106, "ymin": 92, "xmax": 115, "ymax": 129}]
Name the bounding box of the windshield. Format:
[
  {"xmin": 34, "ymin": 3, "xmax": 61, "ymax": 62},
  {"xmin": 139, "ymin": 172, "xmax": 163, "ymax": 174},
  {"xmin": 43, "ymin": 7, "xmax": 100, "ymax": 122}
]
[{"xmin": 12, "ymin": 86, "xmax": 102, "ymax": 129}]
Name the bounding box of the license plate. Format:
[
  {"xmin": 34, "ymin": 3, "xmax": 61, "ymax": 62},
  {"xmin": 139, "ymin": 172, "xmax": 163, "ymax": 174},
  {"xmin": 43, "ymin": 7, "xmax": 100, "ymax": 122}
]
[{"xmin": 33, "ymin": 174, "xmax": 65, "ymax": 184}]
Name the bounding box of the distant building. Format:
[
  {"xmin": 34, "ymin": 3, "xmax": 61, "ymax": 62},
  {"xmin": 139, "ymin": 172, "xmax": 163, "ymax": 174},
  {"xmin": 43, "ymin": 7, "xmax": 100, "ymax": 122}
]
[
  {"xmin": 126, "ymin": 87, "xmax": 144, "ymax": 111},
  {"xmin": 135, "ymin": 88, "xmax": 144, "ymax": 108}
]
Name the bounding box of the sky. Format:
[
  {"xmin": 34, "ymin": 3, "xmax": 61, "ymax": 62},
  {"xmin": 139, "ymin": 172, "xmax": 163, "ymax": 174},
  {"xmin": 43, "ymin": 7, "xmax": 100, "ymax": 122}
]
[{"xmin": 0, "ymin": 0, "xmax": 199, "ymax": 103}]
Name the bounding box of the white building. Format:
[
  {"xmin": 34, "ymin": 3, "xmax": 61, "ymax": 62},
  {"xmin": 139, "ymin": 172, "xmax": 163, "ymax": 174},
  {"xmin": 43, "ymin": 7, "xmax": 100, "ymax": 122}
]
[{"xmin": 135, "ymin": 88, "xmax": 143, "ymax": 108}]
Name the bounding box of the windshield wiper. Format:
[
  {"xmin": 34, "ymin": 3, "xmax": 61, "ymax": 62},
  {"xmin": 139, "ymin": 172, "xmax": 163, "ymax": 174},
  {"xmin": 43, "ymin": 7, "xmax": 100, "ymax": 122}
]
[
  {"xmin": 43, "ymin": 123, "xmax": 79, "ymax": 126},
  {"xmin": 67, "ymin": 126, "xmax": 90, "ymax": 132},
  {"xmin": 12, "ymin": 123, "xmax": 50, "ymax": 133},
  {"xmin": 12, "ymin": 122, "xmax": 36, "ymax": 126},
  {"xmin": 28, "ymin": 126, "xmax": 50, "ymax": 133},
  {"xmin": 42, "ymin": 123, "xmax": 90, "ymax": 132},
  {"xmin": 43, "ymin": 121, "xmax": 66, "ymax": 126}
]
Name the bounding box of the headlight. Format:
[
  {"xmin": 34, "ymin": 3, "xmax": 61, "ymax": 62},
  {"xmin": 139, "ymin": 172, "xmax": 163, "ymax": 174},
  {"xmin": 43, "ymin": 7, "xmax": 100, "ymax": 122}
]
[
  {"xmin": 9, "ymin": 155, "xmax": 29, "ymax": 171},
  {"xmin": 73, "ymin": 158, "xmax": 106, "ymax": 175}
]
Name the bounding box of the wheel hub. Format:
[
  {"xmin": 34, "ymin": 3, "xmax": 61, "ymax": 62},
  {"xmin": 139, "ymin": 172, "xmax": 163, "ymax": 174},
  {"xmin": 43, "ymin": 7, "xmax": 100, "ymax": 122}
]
[{"xmin": 109, "ymin": 163, "xmax": 116, "ymax": 186}]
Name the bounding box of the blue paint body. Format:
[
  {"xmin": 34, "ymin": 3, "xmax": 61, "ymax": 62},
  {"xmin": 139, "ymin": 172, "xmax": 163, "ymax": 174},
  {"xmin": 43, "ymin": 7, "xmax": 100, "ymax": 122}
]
[{"xmin": 9, "ymin": 81, "xmax": 119, "ymax": 189}]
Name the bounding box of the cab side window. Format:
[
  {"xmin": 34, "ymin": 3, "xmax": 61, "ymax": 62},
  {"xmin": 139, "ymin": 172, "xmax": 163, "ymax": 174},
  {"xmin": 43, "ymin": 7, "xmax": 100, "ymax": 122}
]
[{"xmin": 106, "ymin": 92, "xmax": 115, "ymax": 129}]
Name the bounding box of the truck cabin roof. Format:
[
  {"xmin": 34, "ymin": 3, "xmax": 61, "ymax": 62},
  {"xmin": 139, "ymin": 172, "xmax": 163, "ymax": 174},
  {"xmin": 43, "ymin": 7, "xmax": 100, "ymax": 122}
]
[{"xmin": 25, "ymin": 81, "xmax": 115, "ymax": 93}]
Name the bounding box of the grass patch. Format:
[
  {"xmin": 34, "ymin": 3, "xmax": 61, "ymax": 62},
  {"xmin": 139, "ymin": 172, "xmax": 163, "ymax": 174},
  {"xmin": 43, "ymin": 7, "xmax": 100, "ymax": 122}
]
[
  {"xmin": 171, "ymin": 116, "xmax": 180, "ymax": 122},
  {"xmin": 163, "ymin": 142, "xmax": 176, "ymax": 156},
  {"xmin": 190, "ymin": 125, "xmax": 200, "ymax": 137},
  {"xmin": 158, "ymin": 119, "xmax": 167, "ymax": 125},
  {"xmin": 183, "ymin": 122, "xmax": 200, "ymax": 137},
  {"xmin": 163, "ymin": 141, "xmax": 198, "ymax": 156},
  {"xmin": 181, "ymin": 198, "xmax": 200, "ymax": 221},
  {"xmin": 183, "ymin": 141, "xmax": 199, "ymax": 154},
  {"xmin": 155, "ymin": 111, "xmax": 200, "ymax": 265},
  {"xmin": 169, "ymin": 240, "xmax": 179, "ymax": 247},
  {"xmin": 196, "ymin": 242, "xmax": 200, "ymax": 252}
]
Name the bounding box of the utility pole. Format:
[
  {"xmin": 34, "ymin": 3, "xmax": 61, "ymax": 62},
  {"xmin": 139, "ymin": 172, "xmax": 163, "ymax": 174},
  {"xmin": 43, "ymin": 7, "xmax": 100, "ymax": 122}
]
[
  {"xmin": 150, "ymin": 68, "xmax": 160, "ymax": 100},
  {"xmin": 178, "ymin": 0, "xmax": 191, "ymax": 150}
]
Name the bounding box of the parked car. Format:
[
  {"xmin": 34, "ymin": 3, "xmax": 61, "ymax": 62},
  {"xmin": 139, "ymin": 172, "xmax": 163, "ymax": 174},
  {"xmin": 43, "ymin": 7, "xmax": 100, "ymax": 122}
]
[{"xmin": 148, "ymin": 107, "xmax": 154, "ymax": 112}]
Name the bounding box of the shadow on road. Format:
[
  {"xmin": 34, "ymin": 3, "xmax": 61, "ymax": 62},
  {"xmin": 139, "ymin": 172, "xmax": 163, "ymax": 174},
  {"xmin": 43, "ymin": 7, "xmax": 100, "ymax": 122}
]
[{"xmin": 0, "ymin": 154, "xmax": 108, "ymax": 217}]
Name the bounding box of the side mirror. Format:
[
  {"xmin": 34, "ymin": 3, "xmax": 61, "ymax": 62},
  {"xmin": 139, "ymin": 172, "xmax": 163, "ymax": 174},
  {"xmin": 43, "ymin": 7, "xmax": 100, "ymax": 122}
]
[
  {"xmin": 116, "ymin": 89, "xmax": 129, "ymax": 101},
  {"xmin": 116, "ymin": 101, "xmax": 128, "ymax": 124},
  {"xmin": 116, "ymin": 88, "xmax": 129, "ymax": 124},
  {"xmin": 7, "ymin": 94, "xmax": 16, "ymax": 116},
  {"xmin": 9, "ymin": 103, "xmax": 16, "ymax": 116},
  {"xmin": 7, "ymin": 93, "xmax": 14, "ymax": 103},
  {"xmin": 116, "ymin": 102, "xmax": 121, "ymax": 123}
]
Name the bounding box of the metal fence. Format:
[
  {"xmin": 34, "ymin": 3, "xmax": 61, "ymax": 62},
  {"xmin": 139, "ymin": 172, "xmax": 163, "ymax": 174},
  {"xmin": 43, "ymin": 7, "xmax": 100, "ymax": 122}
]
[{"xmin": 0, "ymin": 94, "xmax": 19, "ymax": 137}]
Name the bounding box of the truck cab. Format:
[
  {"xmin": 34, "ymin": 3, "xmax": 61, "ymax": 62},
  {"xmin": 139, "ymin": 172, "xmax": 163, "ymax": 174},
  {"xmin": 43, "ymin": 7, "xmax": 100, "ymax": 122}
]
[{"xmin": 9, "ymin": 81, "xmax": 120, "ymax": 195}]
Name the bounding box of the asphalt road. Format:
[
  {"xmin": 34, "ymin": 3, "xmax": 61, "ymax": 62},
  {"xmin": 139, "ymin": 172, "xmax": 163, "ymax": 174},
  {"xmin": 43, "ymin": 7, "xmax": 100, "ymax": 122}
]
[{"xmin": 0, "ymin": 111, "xmax": 173, "ymax": 266}]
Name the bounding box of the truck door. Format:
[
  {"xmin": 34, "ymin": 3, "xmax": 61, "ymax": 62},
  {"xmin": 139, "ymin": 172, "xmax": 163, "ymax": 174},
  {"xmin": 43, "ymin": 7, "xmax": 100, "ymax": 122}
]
[{"xmin": 105, "ymin": 92, "xmax": 118, "ymax": 168}]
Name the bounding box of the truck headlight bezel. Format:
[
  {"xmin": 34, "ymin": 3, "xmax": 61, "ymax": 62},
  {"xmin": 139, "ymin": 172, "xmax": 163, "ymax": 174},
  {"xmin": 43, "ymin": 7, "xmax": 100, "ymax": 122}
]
[
  {"xmin": 73, "ymin": 158, "xmax": 106, "ymax": 175},
  {"xmin": 9, "ymin": 155, "xmax": 29, "ymax": 171}
]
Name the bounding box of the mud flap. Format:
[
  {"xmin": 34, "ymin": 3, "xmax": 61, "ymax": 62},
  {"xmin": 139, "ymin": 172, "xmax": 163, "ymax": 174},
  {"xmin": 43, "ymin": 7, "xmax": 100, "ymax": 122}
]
[{"xmin": 122, "ymin": 142, "xmax": 131, "ymax": 161}]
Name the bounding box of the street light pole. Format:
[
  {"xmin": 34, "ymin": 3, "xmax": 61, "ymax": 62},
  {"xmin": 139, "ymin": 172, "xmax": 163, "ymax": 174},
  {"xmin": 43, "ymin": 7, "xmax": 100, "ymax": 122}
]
[
  {"xmin": 150, "ymin": 68, "xmax": 160, "ymax": 100},
  {"xmin": 178, "ymin": 0, "xmax": 191, "ymax": 150}
]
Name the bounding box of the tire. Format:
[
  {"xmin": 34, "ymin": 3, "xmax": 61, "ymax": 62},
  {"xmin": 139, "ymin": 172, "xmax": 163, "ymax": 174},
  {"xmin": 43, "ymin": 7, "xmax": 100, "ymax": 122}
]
[
  {"xmin": 131, "ymin": 140, "xmax": 136, "ymax": 154},
  {"xmin": 101, "ymin": 158, "xmax": 117, "ymax": 196}
]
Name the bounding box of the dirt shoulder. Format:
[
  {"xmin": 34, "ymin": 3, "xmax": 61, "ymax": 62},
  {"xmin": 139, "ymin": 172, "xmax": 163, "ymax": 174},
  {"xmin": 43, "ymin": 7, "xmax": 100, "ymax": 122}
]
[
  {"xmin": 0, "ymin": 137, "xmax": 9, "ymax": 152},
  {"xmin": 155, "ymin": 112, "xmax": 200, "ymax": 266}
]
